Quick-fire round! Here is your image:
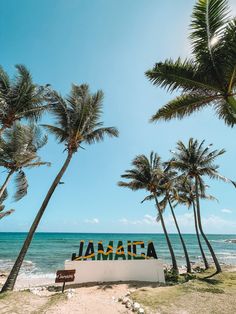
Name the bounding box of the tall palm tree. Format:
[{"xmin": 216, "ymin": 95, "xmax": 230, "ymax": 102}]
[
  {"xmin": 1, "ymin": 84, "xmax": 118, "ymax": 292},
  {"xmin": 174, "ymin": 178, "xmax": 210, "ymax": 270},
  {"xmin": 170, "ymin": 138, "xmax": 235, "ymax": 273},
  {"xmin": 0, "ymin": 123, "xmax": 49, "ymax": 201},
  {"xmin": 0, "ymin": 65, "xmax": 48, "ymax": 134},
  {"xmin": 146, "ymin": 0, "xmax": 236, "ymax": 126},
  {"xmin": 157, "ymin": 169, "xmax": 192, "ymax": 273},
  {"xmin": 118, "ymin": 152, "xmax": 178, "ymax": 272}
]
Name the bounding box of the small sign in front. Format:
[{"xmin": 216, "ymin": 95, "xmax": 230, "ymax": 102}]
[{"xmin": 55, "ymin": 269, "xmax": 76, "ymax": 292}]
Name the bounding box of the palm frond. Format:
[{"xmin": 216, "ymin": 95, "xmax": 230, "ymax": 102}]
[
  {"xmin": 84, "ymin": 127, "xmax": 118, "ymax": 144},
  {"xmin": 14, "ymin": 170, "xmax": 28, "ymax": 202},
  {"xmin": 150, "ymin": 93, "xmax": 217, "ymax": 122},
  {"xmin": 0, "ymin": 188, "xmax": 8, "ymax": 204},
  {"xmin": 0, "ymin": 209, "xmax": 14, "ymax": 220},
  {"xmin": 146, "ymin": 58, "xmax": 221, "ymax": 93},
  {"xmin": 190, "ymin": 0, "xmax": 229, "ymax": 61},
  {"xmin": 0, "ymin": 66, "xmax": 10, "ymax": 95},
  {"xmin": 141, "ymin": 194, "xmax": 155, "ymax": 203},
  {"xmin": 41, "ymin": 124, "xmax": 66, "ymax": 143}
]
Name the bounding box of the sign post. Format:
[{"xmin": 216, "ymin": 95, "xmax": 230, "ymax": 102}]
[{"xmin": 55, "ymin": 269, "xmax": 76, "ymax": 292}]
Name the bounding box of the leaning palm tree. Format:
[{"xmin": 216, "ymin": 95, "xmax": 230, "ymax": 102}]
[
  {"xmin": 118, "ymin": 152, "xmax": 178, "ymax": 272},
  {"xmin": 0, "ymin": 123, "xmax": 49, "ymax": 201},
  {"xmin": 0, "ymin": 65, "xmax": 48, "ymax": 134},
  {"xmin": 1, "ymin": 84, "xmax": 118, "ymax": 292},
  {"xmin": 170, "ymin": 138, "xmax": 235, "ymax": 273},
  {"xmin": 146, "ymin": 0, "xmax": 236, "ymax": 126}
]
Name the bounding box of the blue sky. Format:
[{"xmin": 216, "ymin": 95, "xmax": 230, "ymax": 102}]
[{"xmin": 1, "ymin": 0, "xmax": 236, "ymax": 234}]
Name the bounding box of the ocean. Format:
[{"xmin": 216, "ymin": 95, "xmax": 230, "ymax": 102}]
[{"xmin": 0, "ymin": 233, "xmax": 235, "ymax": 277}]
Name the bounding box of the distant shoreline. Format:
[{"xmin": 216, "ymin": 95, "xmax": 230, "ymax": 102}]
[{"xmin": 1, "ymin": 231, "xmax": 236, "ymax": 235}]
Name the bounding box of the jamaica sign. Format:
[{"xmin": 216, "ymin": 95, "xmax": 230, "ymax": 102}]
[{"xmin": 71, "ymin": 240, "xmax": 158, "ymax": 261}]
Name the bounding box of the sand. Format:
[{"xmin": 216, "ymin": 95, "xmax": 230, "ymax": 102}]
[{"xmin": 0, "ymin": 273, "xmax": 137, "ymax": 314}]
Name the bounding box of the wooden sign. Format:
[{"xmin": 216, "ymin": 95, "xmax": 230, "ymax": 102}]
[
  {"xmin": 55, "ymin": 269, "xmax": 76, "ymax": 283},
  {"xmin": 55, "ymin": 269, "xmax": 76, "ymax": 292}
]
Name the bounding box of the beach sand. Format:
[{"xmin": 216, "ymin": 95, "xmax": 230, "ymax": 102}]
[{"xmin": 0, "ymin": 266, "xmax": 236, "ymax": 314}]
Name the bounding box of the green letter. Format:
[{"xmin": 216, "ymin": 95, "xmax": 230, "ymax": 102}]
[
  {"xmin": 84, "ymin": 241, "xmax": 95, "ymax": 260},
  {"xmin": 132, "ymin": 241, "xmax": 146, "ymax": 259},
  {"xmin": 146, "ymin": 241, "xmax": 157, "ymax": 259},
  {"xmin": 97, "ymin": 241, "xmax": 113, "ymax": 260},
  {"xmin": 115, "ymin": 240, "xmax": 126, "ymax": 260}
]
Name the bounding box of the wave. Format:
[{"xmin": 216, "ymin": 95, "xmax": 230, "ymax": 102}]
[
  {"xmin": 224, "ymin": 239, "xmax": 236, "ymax": 244},
  {"xmin": 0, "ymin": 259, "xmax": 38, "ymax": 274},
  {"xmin": 211, "ymin": 239, "xmax": 226, "ymax": 243},
  {"xmin": 18, "ymin": 272, "xmax": 55, "ymax": 279}
]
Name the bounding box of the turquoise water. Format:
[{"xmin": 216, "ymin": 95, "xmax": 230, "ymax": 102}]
[{"xmin": 0, "ymin": 233, "xmax": 235, "ymax": 276}]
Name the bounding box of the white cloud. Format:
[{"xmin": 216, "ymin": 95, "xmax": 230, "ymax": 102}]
[
  {"xmin": 84, "ymin": 218, "xmax": 99, "ymax": 224},
  {"xmin": 221, "ymin": 209, "xmax": 232, "ymax": 214},
  {"xmin": 119, "ymin": 214, "xmax": 157, "ymax": 226},
  {"xmin": 118, "ymin": 212, "xmax": 236, "ymax": 234}
]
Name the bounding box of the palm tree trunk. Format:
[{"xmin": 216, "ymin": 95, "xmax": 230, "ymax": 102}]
[
  {"xmin": 194, "ymin": 177, "xmax": 222, "ymax": 273},
  {"xmin": 1, "ymin": 152, "xmax": 73, "ymax": 293},
  {"xmin": 192, "ymin": 201, "xmax": 209, "ymax": 269},
  {"xmin": 167, "ymin": 198, "xmax": 191, "ymax": 273},
  {"xmin": 154, "ymin": 195, "xmax": 178, "ymax": 272},
  {"xmin": 0, "ymin": 169, "xmax": 14, "ymax": 199}
]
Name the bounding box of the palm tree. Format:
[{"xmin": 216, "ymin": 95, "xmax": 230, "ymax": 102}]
[
  {"xmin": 0, "ymin": 123, "xmax": 49, "ymax": 201},
  {"xmin": 0, "ymin": 65, "xmax": 48, "ymax": 134},
  {"xmin": 146, "ymin": 0, "xmax": 236, "ymax": 127},
  {"xmin": 174, "ymin": 178, "xmax": 210, "ymax": 270},
  {"xmin": 157, "ymin": 169, "xmax": 192, "ymax": 273},
  {"xmin": 170, "ymin": 138, "xmax": 235, "ymax": 273},
  {"xmin": 118, "ymin": 152, "xmax": 178, "ymax": 272},
  {"xmin": 1, "ymin": 84, "xmax": 118, "ymax": 292}
]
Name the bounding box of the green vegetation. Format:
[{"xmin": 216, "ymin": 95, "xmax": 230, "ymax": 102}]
[
  {"xmin": 1, "ymin": 84, "xmax": 118, "ymax": 292},
  {"xmin": 146, "ymin": 0, "xmax": 236, "ymax": 127},
  {"xmin": 132, "ymin": 268, "xmax": 236, "ymax": 313},
  {"xmin": 118, "ymin": 139, "xmax": 234, "ymax": 275}
]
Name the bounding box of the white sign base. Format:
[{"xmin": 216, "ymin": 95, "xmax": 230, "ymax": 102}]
[{"xmin": 65, "ymin": 259, "xmax": 165, "ymax": 284}]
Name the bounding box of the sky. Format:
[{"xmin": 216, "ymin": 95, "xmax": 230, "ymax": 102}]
[{"xmin": 1, "ymin": 0, "xmax": 236, "ymax": 234}]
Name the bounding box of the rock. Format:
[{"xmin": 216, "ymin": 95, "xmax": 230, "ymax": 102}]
[
  {"xmin": 126, "ymin": 291, "xmax": 131, "ymax": 296},
  {"xmin": 133, "ymin": 302, "xmax": 141, "ymax": 311},
  {"xmin": 126, "ymin": 302, "xmax": 132, "ymax": 309},
  {"xmin": 47, "ymin": 285, "xmax": 61, "ymax": 292},
  {"xmin": 138, "ymin": 308, "xmax": 145, "ymax": 314},
  {"xmin": 122, "ymin": 297, "xmax": 129, "ymax": 304},
  {"xmin": 118, "ymin": 297, "xmax": 123, "ymax": 302},
  {"xmin": 67, "ymin": 292, "xmax": 73, "ymax": 299}
]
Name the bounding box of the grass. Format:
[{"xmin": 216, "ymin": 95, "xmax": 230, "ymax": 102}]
[
  {"xmin": 32, "ymin": 293, "xmax": 67, "ymax": 314},
  {"xmin": 0, "ymin": 290, "xmax": 66, "ymax": 314},
  {"xmin": 131, "ymin": 267, "xmax": 236, "ymax": 314}
]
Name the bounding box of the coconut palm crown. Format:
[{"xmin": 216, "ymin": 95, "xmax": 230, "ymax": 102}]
[
  {"xmin": 146, "ymin": 0, "xmax": 236, "ymax": 126},
  {"xmin": 0, "ymin": 122, "xmax": 49, "ymax": 201},
  {"xmin": 170, "ymin": 138, "xmax": 234, "ymax": 188},
  {"xmin": 0, "ymin": 65, "xmax": 48, "ymax": 133},
  {"xmin": 42, "ymin": 84, "xmax": 118, "ymax": 154}
]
